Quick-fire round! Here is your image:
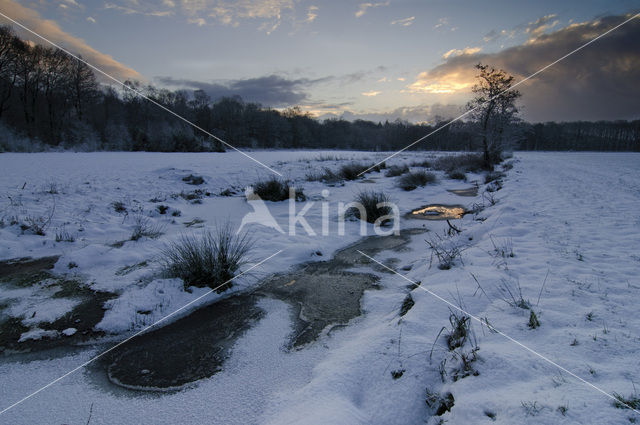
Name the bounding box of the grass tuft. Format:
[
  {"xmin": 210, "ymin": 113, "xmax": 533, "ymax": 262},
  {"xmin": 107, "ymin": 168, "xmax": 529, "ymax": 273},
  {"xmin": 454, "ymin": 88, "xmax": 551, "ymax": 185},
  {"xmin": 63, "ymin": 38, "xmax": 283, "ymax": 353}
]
[
  {"xmin": 339, "ymin": 162, "xmax": 372, "ymax": 180},
  {"xmin": 400, "ymin": 294, "xmax": 415, "ymax": 316},
  {"xmin": 398, "ymin": 171, "xmax": 437, "ymax": 191},
  {"xmin": 130, "ymin": 214, "xmax": 164, "ymax": 241},
  {"xmin": 112, "ymin": 201, "xmax": 127, "ymax": 214},
  {"xmin": 252, "ymin": 177, "xmax": 305, "ymax": 202},
  {"xmin": 352, "ymin": 190, "xmax": 393, "ymax": 224},
  {"xmin": 161, "ymin": 226, "xmax": 253, "ymax": 292},
  {"xmin": 612, "ymin": 393, "xmax": 640, "ymax": 410},
  {"xmin": 426, "ymin": 390, "xmax": 455, "ymax": 416},
  {"xmin": 306, "ymin": 167, "xmax": 342, "ymax": 184},
  {"xmin": 21, "ymin": 215, "xmax": 49, "ymax": 236},
  {"xmin": 528, "ymin": 310, "xmax": 540, "ymax": 329},
  {"xmin": 55, "ymin": 226, "xmax": 75, "ymax": 242},
  {"xmin": 182, "ymin": 174, "xmax": 205, "ymax": 185},
  {"xmin": 446, "ymin": 169, "xmax": 467, "ymax": 180},
  {"xmin": 385, "ymin": 164, "xmax": 409, "ymax": 177},
  {"xmin": 447, "ymin": 313, "xmax": 470, "ymax": 350},
  {"xmin": 426, "ymin": 233, "xmax": 464, "ymax": 270}
]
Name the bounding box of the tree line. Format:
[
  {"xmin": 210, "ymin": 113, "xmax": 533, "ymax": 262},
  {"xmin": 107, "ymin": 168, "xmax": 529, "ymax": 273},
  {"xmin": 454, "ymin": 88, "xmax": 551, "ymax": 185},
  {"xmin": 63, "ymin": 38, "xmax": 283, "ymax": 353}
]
[{"xmin": 0, "ymin": 25, "xmax": 637, "ymax": 153}]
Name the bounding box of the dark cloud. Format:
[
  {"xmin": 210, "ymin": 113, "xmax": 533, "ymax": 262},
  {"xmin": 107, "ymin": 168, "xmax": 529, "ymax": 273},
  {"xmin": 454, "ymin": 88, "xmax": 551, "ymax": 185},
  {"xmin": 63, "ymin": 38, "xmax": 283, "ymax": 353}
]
[
  {"xmin": 415, "ymin": 13, "xmax": 640, "ymax": 122},
  {"xmin": 305, "ymin": 101, "xmax": 355, "ymax": 109},
  {"xmin": 318, "ymin": 104, "xmax": 462, "ymax": 124},
  {"xmin": 156, "ymin": 66, "xmax": 389, "ymax": 106},
  {"xmin": 339, "ymin": 66, "xmax": 388, "ymax": 84},
  {"xmin": 156, "ymin": 74, "xmax": 331, "ymax": 106},
  {"xmin": 341, "ymin": 71, "xmax": 368, "ymax": 84}
]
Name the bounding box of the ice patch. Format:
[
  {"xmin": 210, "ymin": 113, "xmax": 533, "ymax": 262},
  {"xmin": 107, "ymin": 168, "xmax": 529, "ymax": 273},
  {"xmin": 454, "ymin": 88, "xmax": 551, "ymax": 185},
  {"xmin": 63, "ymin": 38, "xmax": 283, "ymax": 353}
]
[
  {"xmin": 62, "ymin": 327, "xmax": 77, "ymax": 336},
  {"xmin": 18, "ymin": 328, "xmax": 59, "ymax": 342}
]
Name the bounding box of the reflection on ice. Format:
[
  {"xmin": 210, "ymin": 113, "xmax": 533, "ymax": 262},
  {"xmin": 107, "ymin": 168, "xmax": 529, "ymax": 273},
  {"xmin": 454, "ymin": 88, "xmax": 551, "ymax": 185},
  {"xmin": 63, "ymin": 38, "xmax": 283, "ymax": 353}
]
[{"xmin": 408, "ymin": 204, "xmax": 466, "ymax": 220}]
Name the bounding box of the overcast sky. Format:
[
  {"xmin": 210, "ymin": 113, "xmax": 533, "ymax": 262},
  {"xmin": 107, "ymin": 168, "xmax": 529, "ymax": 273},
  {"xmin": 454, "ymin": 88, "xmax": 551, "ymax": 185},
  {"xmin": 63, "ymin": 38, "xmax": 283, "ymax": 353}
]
[{"xmin": 1, "ymin": 0, "xmax": 638, "ymax": 122}]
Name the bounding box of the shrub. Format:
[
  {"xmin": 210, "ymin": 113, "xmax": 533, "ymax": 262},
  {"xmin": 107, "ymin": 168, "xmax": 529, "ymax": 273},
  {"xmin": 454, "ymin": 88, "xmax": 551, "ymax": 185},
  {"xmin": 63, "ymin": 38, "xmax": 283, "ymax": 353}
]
[
  {"xmin": 484, "ymin": 171, "xmax": 504, "ymax": 184},
  {"xmin": 447, "ymin": 169, "xmax": 467, "ymax": 180},
  {"xmin": 352, "ymin": 191, "xmax": 392, "ymax": 224},
  {"xmin": 410, "ymin": 159, "xmax": 432, "ymax": 168},
  {"xmin": 252, "ymin": 177, "xmax": 305, "ymax": 202},
  {"xmin": 398, "ymin": 171, "xmax": 437, "ymax": 191},
  {"xmin": 162, "ymin": 226, "xmax": 252, "ymax": 292},
  {"xmin": 433, "ymin": 154, "xmax": 485, "ymax": 173},
  {"xmin": 385, "ymin": 164, "xmax": 409, "ymax": 177}
]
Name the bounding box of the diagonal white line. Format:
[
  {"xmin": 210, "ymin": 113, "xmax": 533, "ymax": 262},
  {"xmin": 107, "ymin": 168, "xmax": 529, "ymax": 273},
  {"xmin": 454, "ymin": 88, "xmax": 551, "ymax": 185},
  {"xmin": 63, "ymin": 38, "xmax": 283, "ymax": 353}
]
[
  {"xmin": 0, "ymin": 249, "xmax": 283, "ymax": 416},
  {"xmin": 358, "ymin": 12, "xmax": 640, "ymax": 176},
  {"xmin": 357, "ymin": 250, "xmax": 640, "ymax": 414},
  {"xmin": 0, "ymin": 12, "xmax": 282, "ymax": 177}
]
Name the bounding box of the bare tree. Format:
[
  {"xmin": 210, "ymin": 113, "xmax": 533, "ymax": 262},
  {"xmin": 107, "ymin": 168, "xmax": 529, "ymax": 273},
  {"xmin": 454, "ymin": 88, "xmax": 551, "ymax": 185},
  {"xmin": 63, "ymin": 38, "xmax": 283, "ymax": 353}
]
[
  {"xmin": 467, "ymin": 63, "xmax": 521, "ymax": 168},
  {"xmin": 69, "ymin": 56, "xmax": 98, "ymax": 120},
  {"xmin": 41, "ymin": 48, "xmax": 69, "ymax": 141},
  {"xmin": 0, "ymin": 26, "xmax": 19, "ymax": 119}
]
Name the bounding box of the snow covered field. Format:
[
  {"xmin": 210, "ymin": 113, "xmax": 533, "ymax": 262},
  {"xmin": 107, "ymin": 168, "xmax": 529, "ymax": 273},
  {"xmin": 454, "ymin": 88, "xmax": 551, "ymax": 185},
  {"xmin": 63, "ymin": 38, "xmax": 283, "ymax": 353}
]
[{"xmin": 0, "ymin": 151, "xmax": 639, "ymax": 424}]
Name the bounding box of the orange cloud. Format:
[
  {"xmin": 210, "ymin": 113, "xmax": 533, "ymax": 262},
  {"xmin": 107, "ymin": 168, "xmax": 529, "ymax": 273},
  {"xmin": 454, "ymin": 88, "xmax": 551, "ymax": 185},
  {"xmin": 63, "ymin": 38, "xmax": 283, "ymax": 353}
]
[
  {"xmin": 442, "ymin": 46, "xmax": 481, "ymax": 59},
  {"xmin": 525, "ymin": 13, "xmax": 560, "ymax": 42},
  {"xmin": 407, "ymin": 71, "xmax": 474, "ymax": 94},
  {"xmin": 408, "ymin": 13, "xmax": 640, "ymax": 121},
  {"xmin": 0, "ymin": 0, "xmax": 142, "ymax": 82}
]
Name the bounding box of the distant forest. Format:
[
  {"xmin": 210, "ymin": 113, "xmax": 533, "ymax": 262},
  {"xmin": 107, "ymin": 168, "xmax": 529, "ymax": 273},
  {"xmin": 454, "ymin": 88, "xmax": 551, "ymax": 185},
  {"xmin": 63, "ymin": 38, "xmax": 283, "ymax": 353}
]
[{"xmin": 0, "ymin": 26, "xmax": 638, "ymax": 153}]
